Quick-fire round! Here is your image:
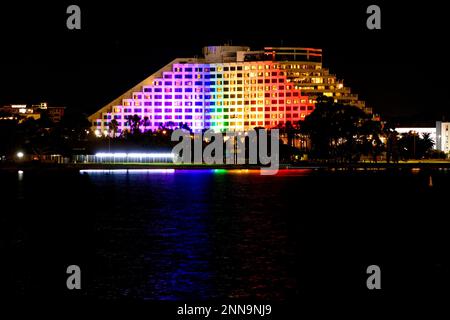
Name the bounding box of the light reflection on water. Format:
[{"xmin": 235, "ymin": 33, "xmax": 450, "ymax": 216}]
[
  {"xmin": 89, "ymin": 169, "xmax": 299, "ymax": 300},
  {"xmin": 3, "ymin": 168, "xmax": 450, "ymax": 300}
]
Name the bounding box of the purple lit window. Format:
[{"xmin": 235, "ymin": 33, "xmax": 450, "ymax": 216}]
[
  {"xmin": 175, "ymin": 95, "xmax": 182, "ymax": 99},
  {"xmin": 185, "ymin": 74, "xmax": 192, "ymax": 79},
  {"xmin": 155, "ymin": 101, "xmax": 162, "ymax": 106},
  {"xmin": 185, "ymin": 88, "xmax": 192, "ymax": 92},
  {"xmin": 174, "ymin": 88, "xmax": 182, "ymax": 93},
  {"xmin": 155, "ymin": 108, "xmax": 162, "ymax": 113},
  {"xmin": 155, "ymin": 95, "xmax": 162, "ymax": 99},
  {"xmin": 144, "ymin": 102, "xmax": 152, "ymax": 106},
  {"xmin": 195, "ymin": 81, "xmax": 202, "ymax": 86},
  {"xmin": 154, "ymin": 88, "xmax": 162, "ymax": 92},
  {"xmin": 165, "ymin": 115, "xmax": 172, "ymax": 119},
  {"xmin": 155, "ymin": 115, "xmax": 162, "ymax": 120},
  {"xmin": 185, "ymin": 108, "xmax": 192, "ymax": 112},
  {"xmin": 165, "ymin": 102, "xmax": 172, "ymax": 106},
  {"xmin": 185, "ymin": 115, "xmax": 192, "ymax": 119},
  {"xmin": 164, "ymin": 108, "xmax": 172, "ymax": 112},
  {"xmin": 164, "ymin": 95, "xmax": 172, "ymax": 99}
]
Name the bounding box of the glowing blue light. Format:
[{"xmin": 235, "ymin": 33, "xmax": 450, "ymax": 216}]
[
  {"xmin": 95, "ymin": 152, "xmax": 174, "ymax": 158},
  {"xmin": 80, "ymin": 169, "xmax": 175, "ymax": 174}
]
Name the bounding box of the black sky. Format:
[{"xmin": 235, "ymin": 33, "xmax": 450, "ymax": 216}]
[{"xmin": 0, "ymin": 1, "xmax": 449, "ymax": 122}]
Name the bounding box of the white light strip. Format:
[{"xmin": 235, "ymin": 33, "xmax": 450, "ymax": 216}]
[
  {"xmin": 95, "ymin": 152, "xmax": 175, "ymax": 158},
  {"xmin": 80, "ymin": 169, "xmax": 175, "ymax": 174}
]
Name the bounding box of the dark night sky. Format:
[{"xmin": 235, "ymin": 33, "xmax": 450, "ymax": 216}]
[{"xmin": 0, "ymin": 1, "xmax": 449, "ymax": 122}]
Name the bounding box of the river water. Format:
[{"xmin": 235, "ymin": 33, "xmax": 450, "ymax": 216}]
[{"xmin": 1, "ymin": 168, "xmax": 449, "ymax": 302}]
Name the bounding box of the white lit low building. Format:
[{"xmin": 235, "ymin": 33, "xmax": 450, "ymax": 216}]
[
  {"xmin": 436, "ymin": 121, "xmax": 450, "ymax": 153},
  {"xmin": 395, "ymin": 121, "xmax": 450, "ymax": 154}
]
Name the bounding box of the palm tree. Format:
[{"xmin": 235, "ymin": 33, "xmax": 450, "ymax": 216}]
[
  {"xmin": 126, "ymin": 114, "xmax": 142, "ymax": 136},
  {"xmin": 142, "ymin": 116, "xmax": 150, "ymax": 133},
  {"xmin": 108, "ymin": 119, "xmax": 119, "ymax": 138}
]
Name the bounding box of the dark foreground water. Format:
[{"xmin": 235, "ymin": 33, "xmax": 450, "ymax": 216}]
[{"xmin": 1, "ymin": 168, "xmax": 449, "ymax": 305}]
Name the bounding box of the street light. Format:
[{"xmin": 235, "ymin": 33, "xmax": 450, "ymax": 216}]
[{"xmin": 17, "ymin": 152, "xmax": 24, "ymax": 159}]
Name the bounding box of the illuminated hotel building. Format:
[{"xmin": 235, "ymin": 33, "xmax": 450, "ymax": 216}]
[{"xmin": 89, "ymin": 46, "xmax": 369, "ymax": 134}]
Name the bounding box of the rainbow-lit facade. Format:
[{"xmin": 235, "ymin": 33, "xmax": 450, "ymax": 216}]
[{"xmin": 89, "ymin": 46, "xmax": 368, "ymax": 134}]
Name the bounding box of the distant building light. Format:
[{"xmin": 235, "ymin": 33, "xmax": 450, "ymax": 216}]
[{"xmin": 17, "ymin": 152, "xmax": 24, "ymax": 158}]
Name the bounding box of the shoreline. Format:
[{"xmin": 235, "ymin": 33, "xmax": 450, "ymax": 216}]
[{"xmin": 2, "ymin": 161, "xmax": 450, "ymax": 172}]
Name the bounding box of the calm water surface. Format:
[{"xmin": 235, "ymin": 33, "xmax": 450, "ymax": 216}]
[{"xmin": 2, "ymin": 168, "xmax": 449, "ymax": 301}]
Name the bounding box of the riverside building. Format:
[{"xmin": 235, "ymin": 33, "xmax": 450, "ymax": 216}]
[{"xmin": 89, "ymin": 46, "xmax": 370, "ymax": 135}]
